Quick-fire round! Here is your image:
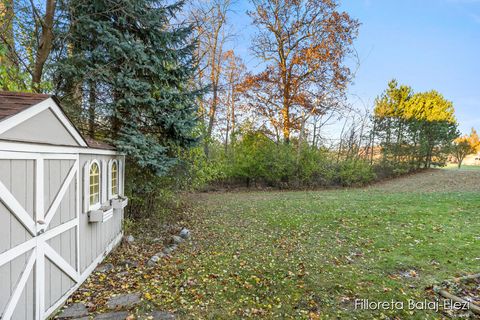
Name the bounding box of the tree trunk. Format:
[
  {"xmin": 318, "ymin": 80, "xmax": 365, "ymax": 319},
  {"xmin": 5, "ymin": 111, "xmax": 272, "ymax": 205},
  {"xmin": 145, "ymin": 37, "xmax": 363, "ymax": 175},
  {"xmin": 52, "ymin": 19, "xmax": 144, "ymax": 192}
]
[
  {"xmin": 88, "ymin": 80, "xmax": 96, "ymax": 138},
  {"xmin": 370, "ymin": 120, "xmax": 376, "ymax": 165},
  {"xmin": 230, "ymin": 93, "xmax": 235, "ymax": 144},
  {"xmin": 32, "ymin": 0, "xmax": 56, "ymax": 91},
  {"xmin": 203, "ymin": 11, "xmax": 225, "ymax": 158},
  {"xmin": 281, "ymin": 106, "xmax": 290, "ymax": 143},
  {"xmin": 110, "ymin": 90, "xmax": 122, "ymax": 140},
  {"xmin": 224, "ymin": 95, "xmax": 230, "ymax": 153},
  {"xmin": 63, "ymin": 24, "xmax": 83, "ymax": 120},
  {"xmin": 0, "ymin": 0, "xmax": 14, "ymax": 66},
  {"xmin": 312, "ymin": 118, "xmax": 317, "ymax": 147},
  {"xmin": 205, "ymin": 80, "xmax": 218, "ymax": 156},
  {"xmin": 296, "ymin": 112, "xmax": 306, "ymax": 172},
  {"xmin": 206, "ymin": 85, "xmax": 217, "ymax": 135},
  {"xmin": 394, "ymin": 120, "xmax": 404, "ymax": 162},
  {"xmin": 224, "ymin": 76, "xmax": 237, "ymax": 153},
  {"xmin": 426, "ymin": 146, "xmax": 433, "ymax": 168}
]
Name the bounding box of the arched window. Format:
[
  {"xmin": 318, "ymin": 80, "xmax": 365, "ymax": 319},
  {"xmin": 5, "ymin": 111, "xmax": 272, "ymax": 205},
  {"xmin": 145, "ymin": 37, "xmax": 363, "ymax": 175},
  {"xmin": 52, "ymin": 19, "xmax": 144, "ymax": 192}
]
[
  {"xmin": 111, "ymin": 160, "xmax": 118, "ymax": 196},
  {"xmin": 89, "ymin": 161, "xmax": 100, "ymax": 207}
]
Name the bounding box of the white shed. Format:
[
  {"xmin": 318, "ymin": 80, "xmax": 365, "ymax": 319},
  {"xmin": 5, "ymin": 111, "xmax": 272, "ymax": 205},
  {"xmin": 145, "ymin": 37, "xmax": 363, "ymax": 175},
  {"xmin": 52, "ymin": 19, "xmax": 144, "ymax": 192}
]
[{"xmin": 0, "ymin": 92, "xmax": 128, "ymax": 320}]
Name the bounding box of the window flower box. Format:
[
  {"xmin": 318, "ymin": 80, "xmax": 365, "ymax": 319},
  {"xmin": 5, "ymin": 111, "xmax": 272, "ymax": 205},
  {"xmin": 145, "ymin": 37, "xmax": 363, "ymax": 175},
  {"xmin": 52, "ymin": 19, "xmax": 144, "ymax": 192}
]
[
  {"xmin": 112, "ymin": 196, "xmax": 128, "ymax": 210},
  {"xmin": 88, "ymin": 206, "xmax": 113, "ymax": 223}
]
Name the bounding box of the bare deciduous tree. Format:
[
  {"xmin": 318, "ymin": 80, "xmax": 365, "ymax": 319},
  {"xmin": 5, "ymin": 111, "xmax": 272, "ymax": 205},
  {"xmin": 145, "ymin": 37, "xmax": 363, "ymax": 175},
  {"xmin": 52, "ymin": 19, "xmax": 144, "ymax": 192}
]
[
  {"xmin": 0, "ymin": 0, "xmax": 14, "ymax": 66},
  {"xmin": 189, "ymin": 0, "xmax": 234, "ymax": 156},
  {"xmin": 222, "ymin": 49, "xmax": 246, "ymax": 151},
  {"xmin": 32, "ymin": 0, "xmax": 57, "ymax": 88},
  {"xmin": 0, "ymin": 0, "xmax": 58, "ymax": 91},
  {"xmin": 246, "ymin": 0, "xmax": 360, "ymax": 143}
]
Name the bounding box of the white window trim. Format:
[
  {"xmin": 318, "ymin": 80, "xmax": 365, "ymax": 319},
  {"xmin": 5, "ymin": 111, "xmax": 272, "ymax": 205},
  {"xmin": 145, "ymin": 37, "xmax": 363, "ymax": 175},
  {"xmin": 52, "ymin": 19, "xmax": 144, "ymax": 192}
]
[
  {"xmin": 108, "ymin": 159, "xmax": 119, "ymax": 200},
  {"xmin": 83, "ymin": 160, "xmax": 90, "ymax": 213},
  {"xmin": 118, "ymin": 157, "xmax": 125, "ymax": 196},
  {"xmin": 88, "ymin": 160, "xmax": 101, "ymax": 211},
  {"xmin": 101, "ymin": 160, "xmax": 107, "ymax": 203}
]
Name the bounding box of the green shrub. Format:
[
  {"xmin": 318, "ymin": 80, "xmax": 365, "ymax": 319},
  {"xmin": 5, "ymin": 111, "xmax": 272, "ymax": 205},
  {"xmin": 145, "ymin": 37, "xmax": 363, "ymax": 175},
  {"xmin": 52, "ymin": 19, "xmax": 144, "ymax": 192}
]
[
  {"xmin": 337, "ymin": 159, "xmax": 376, "ymax": 186},
  {"xmin": 227, "ymin": 131, "xmax": 278, "ymax": 186},
  {"xmin": 296, "ymin": 145, "xmax": 337, "ymax": 187},
  {"xmin": 177, "ymin": 146, "xmax": 228, "ymax": 190},
  {"xmin": 224, "ymin": 131, "xmax": 370, "ymax": 188},
  {"xmin": 125, "ymin": 163, "xmax": 180, "ymax": 219}
]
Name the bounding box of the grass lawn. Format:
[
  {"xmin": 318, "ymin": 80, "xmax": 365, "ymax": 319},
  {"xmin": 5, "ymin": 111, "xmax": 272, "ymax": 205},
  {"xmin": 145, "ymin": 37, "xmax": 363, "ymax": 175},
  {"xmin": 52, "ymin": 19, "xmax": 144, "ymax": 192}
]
[
  {"xmin": 443, "ymin": 163, "xmax": 480, "ymax": 171},
  {"xmin": 71, "ymin": 170, "xmax": 480, "ymax": 319}
]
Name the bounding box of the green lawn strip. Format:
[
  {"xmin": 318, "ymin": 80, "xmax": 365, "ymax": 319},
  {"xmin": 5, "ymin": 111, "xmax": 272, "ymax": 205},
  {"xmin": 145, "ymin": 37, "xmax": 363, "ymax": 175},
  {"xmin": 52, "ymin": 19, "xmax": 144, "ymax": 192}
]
[
  {"xmin": 141, "ymin": 190, "xmax": 479, "ymax": 319},
  {"xmin": 443, "ymin": 164, "xmax": 480, "ymax": 171}
]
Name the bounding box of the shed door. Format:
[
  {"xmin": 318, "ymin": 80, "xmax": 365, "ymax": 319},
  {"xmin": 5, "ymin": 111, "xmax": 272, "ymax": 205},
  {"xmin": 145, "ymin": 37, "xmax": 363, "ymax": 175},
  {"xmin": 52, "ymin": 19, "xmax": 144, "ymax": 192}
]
[{"xmin": 0, "ymin": 152, "xmax": 80, "ymax": 320}]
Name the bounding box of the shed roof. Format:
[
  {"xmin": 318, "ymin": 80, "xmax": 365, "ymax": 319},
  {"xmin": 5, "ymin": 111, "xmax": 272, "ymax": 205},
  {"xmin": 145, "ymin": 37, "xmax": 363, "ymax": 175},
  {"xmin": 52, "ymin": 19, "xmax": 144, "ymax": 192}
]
[
  {"xmin": 0, "ymin": 91, "xmax": 51, "ymax": 120},
  {"xmin": 84, "ymin": 137, "xmax": 116, "ymax": 150},
  {"xmin": 0, "ymin": 91, "xmax": 116, "ymax": 150}
]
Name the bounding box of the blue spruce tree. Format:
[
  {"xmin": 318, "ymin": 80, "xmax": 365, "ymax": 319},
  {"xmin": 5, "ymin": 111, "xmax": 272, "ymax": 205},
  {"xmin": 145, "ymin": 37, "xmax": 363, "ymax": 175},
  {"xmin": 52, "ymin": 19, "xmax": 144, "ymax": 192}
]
[{"xmin": 57, "ymin": 0, "xmax": 199, "ymax": 176}]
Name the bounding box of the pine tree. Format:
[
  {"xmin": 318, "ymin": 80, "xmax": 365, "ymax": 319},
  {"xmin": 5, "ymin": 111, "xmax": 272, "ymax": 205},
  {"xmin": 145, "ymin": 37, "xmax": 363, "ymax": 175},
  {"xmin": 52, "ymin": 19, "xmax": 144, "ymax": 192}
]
[
  {"xmin": 373, "ymin": 80, "xmax": 413, "ymax": 164},
  {"xmin": 407, "ymin": 91, "xmax": 458, "ymax": 168},
  {"xmin": 56, "ymin": 0, "xmax": 199, "ymax": 175},
  {"xmin": 373, "ymin": 81, "xmax": 458, "ymax": 170}
]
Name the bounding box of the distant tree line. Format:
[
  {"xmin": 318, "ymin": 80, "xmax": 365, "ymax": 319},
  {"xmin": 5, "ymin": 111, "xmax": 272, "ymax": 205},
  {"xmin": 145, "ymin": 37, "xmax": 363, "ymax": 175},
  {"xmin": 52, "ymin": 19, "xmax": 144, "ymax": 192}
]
[{"xmin": 182, "ymin": 79, "xmax": 467, "ymax": 190}]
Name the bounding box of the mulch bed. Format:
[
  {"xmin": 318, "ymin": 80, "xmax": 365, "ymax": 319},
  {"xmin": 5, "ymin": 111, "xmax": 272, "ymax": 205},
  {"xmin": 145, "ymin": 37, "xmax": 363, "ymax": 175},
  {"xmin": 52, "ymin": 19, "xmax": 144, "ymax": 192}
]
[{"xmin": 59, "ymin": 210, "xmax": 192, "ymax": 318}]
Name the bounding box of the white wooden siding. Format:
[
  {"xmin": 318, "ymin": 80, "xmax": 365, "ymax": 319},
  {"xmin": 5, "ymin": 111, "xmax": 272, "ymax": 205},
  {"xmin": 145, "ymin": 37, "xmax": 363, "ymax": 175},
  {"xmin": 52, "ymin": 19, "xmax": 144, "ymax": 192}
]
[
  {"xmin": 0, "ymin": 152, "xmax": 125, "ymax": 320},
  {"xmin": 0, "ymin": 109, "xmax": 79, "ymax": 147},
  {"xmin": 79, "ymin": 154, "xmax": 124, "ymax": 273}
]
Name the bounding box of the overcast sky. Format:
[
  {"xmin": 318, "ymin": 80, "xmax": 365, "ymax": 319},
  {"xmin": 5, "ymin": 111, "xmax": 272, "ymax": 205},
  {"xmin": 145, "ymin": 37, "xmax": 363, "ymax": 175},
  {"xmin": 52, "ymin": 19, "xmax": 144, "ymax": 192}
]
[{"xmin": 226, "ymin": 0, "xmax": 480, "ymax": 135}]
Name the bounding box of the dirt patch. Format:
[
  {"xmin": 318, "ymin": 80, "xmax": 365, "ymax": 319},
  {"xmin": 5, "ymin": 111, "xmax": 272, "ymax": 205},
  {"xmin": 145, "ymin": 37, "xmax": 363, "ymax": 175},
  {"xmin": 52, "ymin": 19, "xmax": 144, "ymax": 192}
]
[{"xmin": 368, "ymin": 169, "xmax": 480, "ymax": 193}]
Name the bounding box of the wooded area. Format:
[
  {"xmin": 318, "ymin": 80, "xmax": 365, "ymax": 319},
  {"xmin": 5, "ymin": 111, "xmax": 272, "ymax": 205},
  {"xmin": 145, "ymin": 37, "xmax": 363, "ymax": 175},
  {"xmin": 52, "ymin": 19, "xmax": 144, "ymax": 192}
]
[{"xmin": 0, "ymin": 0, "xmax": 477, "ymax": 218}]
